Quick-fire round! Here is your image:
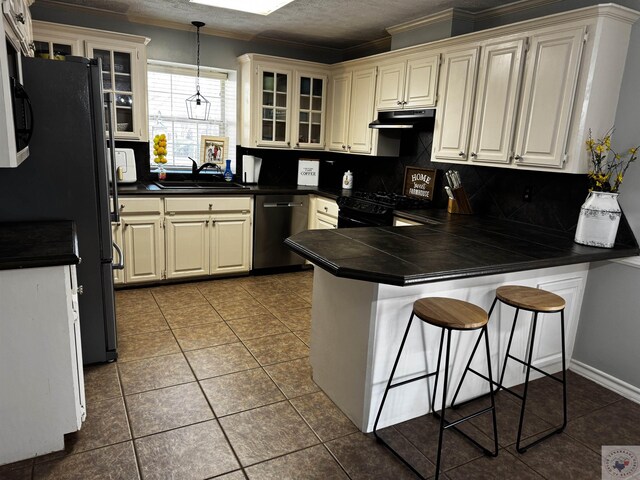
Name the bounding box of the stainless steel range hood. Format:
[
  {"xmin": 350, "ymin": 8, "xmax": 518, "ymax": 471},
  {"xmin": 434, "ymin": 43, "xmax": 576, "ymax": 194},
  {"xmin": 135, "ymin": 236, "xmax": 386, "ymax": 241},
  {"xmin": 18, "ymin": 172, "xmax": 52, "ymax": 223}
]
[{"xmin": 369, "ymin": 109, "xmax": 435, "ymax": 129}]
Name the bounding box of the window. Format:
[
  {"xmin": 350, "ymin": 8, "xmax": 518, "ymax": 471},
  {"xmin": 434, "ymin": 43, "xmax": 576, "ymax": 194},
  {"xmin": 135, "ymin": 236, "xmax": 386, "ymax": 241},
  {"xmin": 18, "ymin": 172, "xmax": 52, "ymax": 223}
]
[{"xmin": 147, "ymin": 61, "xmax": 236, "ymax": 169}]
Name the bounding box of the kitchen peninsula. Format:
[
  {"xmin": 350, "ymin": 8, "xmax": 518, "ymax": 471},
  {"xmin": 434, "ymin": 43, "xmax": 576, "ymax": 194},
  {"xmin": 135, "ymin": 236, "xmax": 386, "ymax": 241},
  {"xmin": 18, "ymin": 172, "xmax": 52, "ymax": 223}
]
[{"xmin": 285, "ymin": 213, "xmax": 639, "ymax": 432}]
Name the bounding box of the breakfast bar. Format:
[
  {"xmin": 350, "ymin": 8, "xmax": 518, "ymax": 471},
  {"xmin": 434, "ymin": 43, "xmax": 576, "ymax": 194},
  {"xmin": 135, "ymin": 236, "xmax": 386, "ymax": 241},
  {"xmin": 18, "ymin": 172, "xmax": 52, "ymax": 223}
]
[{"xmin": 285, "ymin": 214, "xmax": 639, "ymax": 432}]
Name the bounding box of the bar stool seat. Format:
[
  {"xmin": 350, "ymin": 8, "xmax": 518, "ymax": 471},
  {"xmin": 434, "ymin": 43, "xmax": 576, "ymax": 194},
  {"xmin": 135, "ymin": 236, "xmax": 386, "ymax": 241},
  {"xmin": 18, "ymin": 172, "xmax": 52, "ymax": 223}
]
[
  {"xmin": 374, "ymin": 297, "xmax": 498, "ymax": 480},
  {"xmin": 496, "ymin": 285, "xmax": 565, "ymax": 312}
]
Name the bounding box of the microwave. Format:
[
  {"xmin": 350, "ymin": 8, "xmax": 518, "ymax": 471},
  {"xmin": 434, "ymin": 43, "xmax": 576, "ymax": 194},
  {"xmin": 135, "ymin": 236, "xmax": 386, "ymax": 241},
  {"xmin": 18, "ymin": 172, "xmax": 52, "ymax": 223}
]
[{"xmin": 0, "ymin": 26, "xmax": 32, "ymax": 167}]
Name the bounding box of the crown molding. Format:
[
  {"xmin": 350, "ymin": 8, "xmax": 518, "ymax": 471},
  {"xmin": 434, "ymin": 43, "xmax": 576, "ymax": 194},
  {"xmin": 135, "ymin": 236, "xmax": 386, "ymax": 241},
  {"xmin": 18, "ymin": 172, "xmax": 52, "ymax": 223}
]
[
  {"xmin": 386, "ymin": 8, "xmax": 475, "ymax": 36},
  {"xmin": 342, "ymin": 36, "xmax": 392, "ymax": 59}
]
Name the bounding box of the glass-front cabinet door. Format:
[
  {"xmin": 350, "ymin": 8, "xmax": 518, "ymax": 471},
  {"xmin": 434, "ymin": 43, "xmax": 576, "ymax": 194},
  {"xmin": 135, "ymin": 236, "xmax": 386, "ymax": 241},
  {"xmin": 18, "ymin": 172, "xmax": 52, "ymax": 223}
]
[
  {"xmin": 86, "ymin": 42, "xmax": 140, "ymax": 139},
  {"xmin": 293, "ymin": 72, "xmax": 326, "ymax": 149},
  {"xmin": 256, "ymin": 64, "xmax": 291, "ymax": 148}
]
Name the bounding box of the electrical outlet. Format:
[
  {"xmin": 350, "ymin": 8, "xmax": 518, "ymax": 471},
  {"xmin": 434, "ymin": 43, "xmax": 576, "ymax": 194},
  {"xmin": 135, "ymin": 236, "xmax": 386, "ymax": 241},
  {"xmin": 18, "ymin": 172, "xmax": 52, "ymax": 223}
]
[{"xmin": 523, "ymin": 186, "xmax": 533, "ymax": 202}]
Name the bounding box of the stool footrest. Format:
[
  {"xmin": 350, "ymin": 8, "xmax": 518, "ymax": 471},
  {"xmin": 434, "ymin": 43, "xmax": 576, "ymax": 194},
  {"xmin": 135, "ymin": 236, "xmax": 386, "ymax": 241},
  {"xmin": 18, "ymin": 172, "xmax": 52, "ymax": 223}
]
[
  {"xmin": 433, "ymin": 410, "xmax": 497, "ymax": 457},
  {"xmin": 506, "ymin": 355, "xmax": 564, "ymax": 383},
  {"xmin": 389, "ymin": 372, "xmax": 437, "ymax": 390},
  {"xmin": 440, "ymin": 406, "xmax": 495, "ymax": 430}
]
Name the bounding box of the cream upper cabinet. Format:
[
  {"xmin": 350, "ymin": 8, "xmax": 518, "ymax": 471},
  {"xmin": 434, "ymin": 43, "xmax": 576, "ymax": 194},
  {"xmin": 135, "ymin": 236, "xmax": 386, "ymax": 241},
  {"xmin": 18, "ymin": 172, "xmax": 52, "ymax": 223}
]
[
  {"xmin": 3, "ymin": 0, "xmax": 34, "ymax": 56},
  {"xmin": 433, "ymin": 47, "xmax": 479, "ymax": 162},
  {"xmin": 238, "ymin": 54, "xmax": 328, "ymax": 150},
  {"xmin": 328, "ymin": 65, "xmax": 377, "ymax": 154},
  {"xmin": 85, "ymin": 40, "xmax": 148, "ymax": 141},
  {"xmin": 31, "ymin": 22, "xmax": 149, "ymax": 141},
  {"xmin": 513, "ymin": 27, "xmax": 586, "ymax": 169},
  {"xmin": 376, "ymin": 53, "xmax": 439, "ymax": 110},
  {"xmin": 468, "ymin": 38, "xmax": 526, "ymax": 164},
  {"xmin": 292, "ymin": 70, "xmax": 327, "ymax": 149}
]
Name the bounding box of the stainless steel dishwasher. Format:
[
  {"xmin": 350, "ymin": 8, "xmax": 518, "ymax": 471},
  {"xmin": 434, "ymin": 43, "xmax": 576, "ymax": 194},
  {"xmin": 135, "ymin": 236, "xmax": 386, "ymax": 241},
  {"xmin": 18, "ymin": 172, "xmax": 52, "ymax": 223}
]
[{"xmin": 253, "ymin": 194, "xmax": 309, "ymax": 269}]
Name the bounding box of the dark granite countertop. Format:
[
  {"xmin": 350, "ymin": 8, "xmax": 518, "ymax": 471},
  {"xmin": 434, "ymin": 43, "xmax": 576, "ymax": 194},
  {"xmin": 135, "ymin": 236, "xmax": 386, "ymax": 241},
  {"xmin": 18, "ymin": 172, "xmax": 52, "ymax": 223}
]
[
  {"xmin": 117, "ymin": 181, "xmax": 343, "ymax": 199},
  {"xmin": 0, "ymin": 221, "xmax": 80, "ymax": 270},
  {"xmin": 285, "ymin": 213, "xmax": 639, "ymax": 286}
]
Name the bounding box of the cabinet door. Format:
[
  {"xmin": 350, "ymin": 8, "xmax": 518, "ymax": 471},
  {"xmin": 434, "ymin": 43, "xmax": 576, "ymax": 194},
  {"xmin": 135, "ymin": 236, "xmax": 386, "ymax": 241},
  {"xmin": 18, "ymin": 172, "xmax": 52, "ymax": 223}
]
[
  {"xmin": 85, "ymin": 42, "xmax": 142, "ymax": 140},
  {"xmin": 111, "ymin": 222, "xmax": 124, "ymax": 285},
  {"xmin": 293, "ymin": 72, "xmax": 327, "ymax": 149},
  {"xmin": 256, "ymin": 64, "xmax": 292, "ymax": 148},
  {"xmin": 404, "ymin": 54, "xmax": 439, "ymax": 108},
  {"xmin": 165, "ymin": 215, "xmax": 210, "ymax": 279},
  {"xmin": 315, "ymin": 212, "xmax": 337, "ymax": 229},
  {"xmin": 433, "ymin": 47, "xmax": 479, "ymax": 161},
  {"xmin": 347, "ymin": 66, "xmax": 377, "ymax": 154},
  {"xmin": 469, "ymin": 39, "xmax": 526, "ymax": 164},
  {"xmin": 122, "ymin": 216, "xmax": 164, "ymax": 283},
  {"xmin": 327, "ymin": 71, "xmax": 352, "ymax": 152},
  {"xmin": 211, "ymin": 214, "xmax": 251, "ymax": 275},
  {"xmin": 32, "ymin": 37, "xmax": 80, "ymax": 60},
  {"xmin": 376, "ymin": 61, "xmax": 405, "ymax": 110},
  {"xmin": 513, "ymin": 27, "xmax": 585, "ymax": 168}
]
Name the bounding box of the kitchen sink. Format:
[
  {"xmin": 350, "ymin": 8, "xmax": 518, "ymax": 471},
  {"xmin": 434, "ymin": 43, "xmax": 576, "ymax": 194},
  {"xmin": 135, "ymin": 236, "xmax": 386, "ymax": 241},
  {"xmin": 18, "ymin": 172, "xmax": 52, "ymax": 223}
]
[{"xmin": 150, "ymin": 180, "xmax": 250, "ymax": 190}]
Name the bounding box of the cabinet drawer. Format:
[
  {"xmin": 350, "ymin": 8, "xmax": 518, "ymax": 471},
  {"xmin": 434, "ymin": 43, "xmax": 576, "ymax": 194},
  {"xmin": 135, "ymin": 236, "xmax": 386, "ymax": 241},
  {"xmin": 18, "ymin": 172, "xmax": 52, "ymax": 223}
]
[
  {"xmin": 118, "ymin": 197, "xmax": 163, "ymax": 214},
  {"xmin": 315, "ymin": 196, "xmax": 338, "ymax": 218},
  {"xmin": 165, "ymin": 196, "xmax": 252, "ymax": 214}
]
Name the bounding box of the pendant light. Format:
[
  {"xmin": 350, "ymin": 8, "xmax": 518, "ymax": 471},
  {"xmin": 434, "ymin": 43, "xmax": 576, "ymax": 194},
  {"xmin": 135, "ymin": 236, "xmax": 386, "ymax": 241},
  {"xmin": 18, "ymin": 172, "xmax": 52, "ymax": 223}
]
[{"xmin": 185, "ymin": 21, "xmax": 211, "ymax": 121}]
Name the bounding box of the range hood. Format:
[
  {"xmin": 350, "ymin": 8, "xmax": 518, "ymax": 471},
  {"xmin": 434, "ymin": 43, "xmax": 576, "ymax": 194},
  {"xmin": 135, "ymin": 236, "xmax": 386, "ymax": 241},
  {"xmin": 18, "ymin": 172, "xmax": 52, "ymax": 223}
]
[{"xmin": 369, "ymin": 109, "xmax": 435, "ymax": 129}]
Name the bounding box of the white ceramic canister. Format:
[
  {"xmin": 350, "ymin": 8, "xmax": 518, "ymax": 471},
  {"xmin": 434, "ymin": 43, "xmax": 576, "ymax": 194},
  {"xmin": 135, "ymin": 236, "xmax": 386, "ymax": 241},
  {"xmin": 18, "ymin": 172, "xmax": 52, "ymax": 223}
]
[
  {"xmin": 342, "ymin": 170, "xmax": 353, "ymax": 189},
  {"xmin": 574, "ymin": 191, "xmax": 621, "ymax": 248}
]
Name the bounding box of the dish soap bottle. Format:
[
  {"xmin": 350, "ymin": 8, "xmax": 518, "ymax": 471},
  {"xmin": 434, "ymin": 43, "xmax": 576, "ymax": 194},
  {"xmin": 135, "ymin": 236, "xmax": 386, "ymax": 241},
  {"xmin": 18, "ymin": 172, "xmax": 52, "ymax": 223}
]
[
  {"xmin": 224, "ymin": 159, "xmax": 233, "ymax": 182},
  {"xmin": 342, "ymin": 170, "xmax": 353, "ymax": 189}
]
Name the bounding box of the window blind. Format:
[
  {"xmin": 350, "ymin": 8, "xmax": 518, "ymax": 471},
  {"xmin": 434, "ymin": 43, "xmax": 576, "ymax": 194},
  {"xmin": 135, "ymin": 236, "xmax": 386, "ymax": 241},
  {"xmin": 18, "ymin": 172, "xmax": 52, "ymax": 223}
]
[{"xmin": 147, "ymin": 61, "xmax": 236, "ymax": 168}]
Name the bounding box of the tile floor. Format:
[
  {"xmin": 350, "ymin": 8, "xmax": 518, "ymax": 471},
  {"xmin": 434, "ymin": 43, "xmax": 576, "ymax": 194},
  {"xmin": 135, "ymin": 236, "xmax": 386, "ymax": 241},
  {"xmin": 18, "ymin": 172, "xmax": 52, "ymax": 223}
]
[{"xmin": 1, "ymin": 270, "xmax": 638, "ymax": 479}]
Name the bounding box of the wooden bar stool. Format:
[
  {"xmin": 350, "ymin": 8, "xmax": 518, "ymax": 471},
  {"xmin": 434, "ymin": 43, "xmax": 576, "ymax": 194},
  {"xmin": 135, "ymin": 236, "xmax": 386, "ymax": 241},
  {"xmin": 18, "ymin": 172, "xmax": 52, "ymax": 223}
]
[
  {"xmin": 453, "ymin": 285, "xmax": 567, "ymax": 454},
  {"xmin": 373, "ymin": 297, "xmax": 499, "ymax": 480}
]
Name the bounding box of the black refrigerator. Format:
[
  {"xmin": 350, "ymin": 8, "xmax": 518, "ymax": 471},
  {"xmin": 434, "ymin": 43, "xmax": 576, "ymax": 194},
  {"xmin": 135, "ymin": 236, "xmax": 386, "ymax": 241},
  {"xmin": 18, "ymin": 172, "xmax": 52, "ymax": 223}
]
[{"xmin": 0, "ymin": 56, "xmax": 118, "ymax": 364}]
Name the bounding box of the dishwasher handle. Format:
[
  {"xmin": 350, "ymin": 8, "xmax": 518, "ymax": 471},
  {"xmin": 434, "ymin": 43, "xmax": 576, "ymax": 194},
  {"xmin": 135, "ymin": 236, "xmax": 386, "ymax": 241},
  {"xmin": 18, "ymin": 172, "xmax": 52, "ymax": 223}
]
[{"xmin": 263, "ymin": 202, "xmax": 305, "ymax": 208}]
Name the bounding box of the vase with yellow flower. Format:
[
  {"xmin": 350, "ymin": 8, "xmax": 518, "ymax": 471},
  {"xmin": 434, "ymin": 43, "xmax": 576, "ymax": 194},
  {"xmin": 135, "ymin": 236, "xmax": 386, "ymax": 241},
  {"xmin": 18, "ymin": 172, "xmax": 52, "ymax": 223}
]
[{"xmin": 574, "ymin": 129, "xmax": 638, "ymax": 248}]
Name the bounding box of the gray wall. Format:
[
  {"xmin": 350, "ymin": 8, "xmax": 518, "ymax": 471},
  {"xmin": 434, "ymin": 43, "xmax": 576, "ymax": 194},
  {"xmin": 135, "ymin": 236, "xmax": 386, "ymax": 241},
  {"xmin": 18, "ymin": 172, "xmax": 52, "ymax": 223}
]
[{"xmin": 572, "ymin": 19, "xmax": 640, "ymax": 386}]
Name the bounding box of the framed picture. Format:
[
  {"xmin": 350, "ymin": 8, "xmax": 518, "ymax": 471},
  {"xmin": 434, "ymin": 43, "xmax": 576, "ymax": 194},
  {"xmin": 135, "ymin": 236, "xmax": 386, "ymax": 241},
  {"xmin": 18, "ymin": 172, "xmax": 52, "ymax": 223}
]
[
  {"xmin": 200, "ymin": 136, "xmax": 228, "ymax": 167},
  {"xmin": 403, "ymin": 166, "xmax": 437, "ymax": 200}
]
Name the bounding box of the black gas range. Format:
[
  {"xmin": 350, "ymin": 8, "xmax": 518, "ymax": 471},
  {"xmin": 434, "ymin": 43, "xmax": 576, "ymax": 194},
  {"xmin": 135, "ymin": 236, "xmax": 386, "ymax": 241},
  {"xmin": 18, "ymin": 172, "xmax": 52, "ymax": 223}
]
[{"xmin": 336, "ymin": 191, "xmax": 431, "ymax": 227}]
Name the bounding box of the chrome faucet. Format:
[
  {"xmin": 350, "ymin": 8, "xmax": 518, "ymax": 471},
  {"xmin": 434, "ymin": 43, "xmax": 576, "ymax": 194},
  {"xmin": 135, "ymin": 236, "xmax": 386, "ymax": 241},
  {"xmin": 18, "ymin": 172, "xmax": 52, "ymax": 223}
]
[{"xmin": 190, "ymin": 157, "xmax": 222, "ymax": 179}]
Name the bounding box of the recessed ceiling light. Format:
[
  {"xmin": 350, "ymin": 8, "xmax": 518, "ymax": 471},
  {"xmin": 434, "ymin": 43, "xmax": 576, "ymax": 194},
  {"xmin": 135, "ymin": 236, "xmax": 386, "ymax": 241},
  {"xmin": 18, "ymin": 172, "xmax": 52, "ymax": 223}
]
[{"xmin": 189, "ymin": 0, "xmax": 295, "ymax": 15}]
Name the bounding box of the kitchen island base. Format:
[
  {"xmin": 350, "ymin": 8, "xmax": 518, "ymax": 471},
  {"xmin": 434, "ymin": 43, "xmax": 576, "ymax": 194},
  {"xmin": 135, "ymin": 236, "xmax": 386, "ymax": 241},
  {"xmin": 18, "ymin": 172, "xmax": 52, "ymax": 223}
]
[{"xmin": 310, "ymin": 263, "xmax": 589, "ymax": 432}]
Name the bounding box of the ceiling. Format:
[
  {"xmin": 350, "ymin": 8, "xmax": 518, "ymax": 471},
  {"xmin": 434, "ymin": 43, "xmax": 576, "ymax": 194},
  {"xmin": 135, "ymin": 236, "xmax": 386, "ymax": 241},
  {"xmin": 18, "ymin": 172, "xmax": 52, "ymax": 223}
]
[{"xmin": 43, "ymin": 0, "xmax": 519, "ymax": 50}]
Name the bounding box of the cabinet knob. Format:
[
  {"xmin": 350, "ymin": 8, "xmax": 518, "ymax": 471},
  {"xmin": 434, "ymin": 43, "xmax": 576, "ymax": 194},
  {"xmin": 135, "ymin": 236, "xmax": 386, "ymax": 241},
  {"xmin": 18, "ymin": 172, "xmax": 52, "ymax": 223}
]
[
  {"xmin": 119, "ymin": 204, "xmax": 125, "ymax": 210},
  {"xmin": 514, "ymin": 155, "xmax": 523, "ymax": 161},
  {"xmin": 458, "ymin": 151, "xmax": 465, "ymax": 157},
  {"xmin": 402, "ymin": 101, "xmax": 407, "ymax": 105},
  {"xmin": 347, "ymin": 145, "xmax": 351, "ymax": 150},
  {"xmin": 324, "ymin": 206, "xmax": 328, "ymax": 212},
  {"xmin": 296, "ymin": 142, "xmax": 299, "ymax": 147},
  {"xmin": 397, "ymin": 101, "xmax": 402, "ymax": 105},
  {"xmin": 78, "ymin": 285, "xmax": 84, "ymax": 295},
  {"xmin": 341, "ymin": 145, "xmax": 346, "ymax": 150},
  {"xmin": 209, "ymin": 203, "xmax": 213, "ymax": 209},
  {"xmin": 15, "ymin": 13, "xmax": 25, "ymax": 24},
  {"xmin": 470, "ymin": 152, "xmax": 477, "ymax": 158},
  {"xmin": 205, "ymin": 220, "xmax": 209, "ymax": 225},
  {"xmin": 28, "ymin": 42, "xmax": 35, "ymax": 51},
  {"xmin": 287, "ymin": 141, "xmax": 291, "ymax": 146}
]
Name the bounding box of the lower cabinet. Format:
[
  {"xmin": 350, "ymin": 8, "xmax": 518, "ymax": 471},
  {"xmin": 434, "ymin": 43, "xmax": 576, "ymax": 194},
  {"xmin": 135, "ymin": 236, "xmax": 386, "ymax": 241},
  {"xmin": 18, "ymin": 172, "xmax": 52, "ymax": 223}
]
[
  {"xmin": 393, "ymin": 216, "xmax": 423, "ymax": 227},
  {"xmin": 165, "ymin": 196, "xmax": 252, "ymax": 280},
  {"xmin": 309, "ymin": 195, "xmax": 339, "ymax": 229},
  {"xmin": 113, "ymin": 197, "xmax": 165, "ymax": 285}
]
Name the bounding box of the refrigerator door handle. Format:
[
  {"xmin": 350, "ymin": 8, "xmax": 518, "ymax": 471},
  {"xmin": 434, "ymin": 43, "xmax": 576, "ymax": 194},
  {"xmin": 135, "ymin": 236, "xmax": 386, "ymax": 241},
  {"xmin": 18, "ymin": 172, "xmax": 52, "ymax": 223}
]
[
  {"xmin": 106, "ymin": 93, "xmax": 120, "ymax": 223},
  {"xmin": 112, "ymin": 241, "xmax": 124, "ymax": 270}
]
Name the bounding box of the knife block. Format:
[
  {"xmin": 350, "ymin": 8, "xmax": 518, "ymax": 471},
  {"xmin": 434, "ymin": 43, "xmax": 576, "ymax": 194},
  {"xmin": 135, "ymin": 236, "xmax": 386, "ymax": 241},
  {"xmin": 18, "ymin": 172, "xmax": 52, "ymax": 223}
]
[{"xmin": 447, "ymin": 187, "xmax": 473, "ymax": 215}]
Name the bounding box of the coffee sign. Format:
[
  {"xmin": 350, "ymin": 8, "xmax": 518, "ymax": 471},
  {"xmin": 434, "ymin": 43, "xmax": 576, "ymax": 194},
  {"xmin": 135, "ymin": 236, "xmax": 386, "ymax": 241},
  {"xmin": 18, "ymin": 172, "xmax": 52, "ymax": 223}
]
[{"xmin": 403, "ymin": 167, "xmax": 436, "ymax": 200}]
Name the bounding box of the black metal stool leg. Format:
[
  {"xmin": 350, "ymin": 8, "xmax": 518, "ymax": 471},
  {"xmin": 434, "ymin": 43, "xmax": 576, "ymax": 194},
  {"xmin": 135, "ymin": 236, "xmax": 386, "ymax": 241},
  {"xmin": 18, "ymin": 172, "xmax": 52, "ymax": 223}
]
[
  {"xmin": 373, "ymin": 313, "xmax": 415, "ymax": 436},
  {"xmin": 434, "ymin": 328, "xmax": 452, "ymax": 480},
  {"xmin": 483, "ymin": 325, "xmax": 499, "ymax": 456},
  {"xmin": 499, "ymin": 307, "xmax": 520, "ymax": 390},
  {"xmin": 560, "ymin": 309, "xmax": 567, "ymax": 432},
  {"xmin": 516, "ymin": 312, "xmax": 538, "ymax": 453},
  {"xmin": 450, "ymin": 327, "xmax": 484, "ymax": 408},
  {"xmin": 430, "ymin": 328, "xmax": 445, "ymax": 418}
]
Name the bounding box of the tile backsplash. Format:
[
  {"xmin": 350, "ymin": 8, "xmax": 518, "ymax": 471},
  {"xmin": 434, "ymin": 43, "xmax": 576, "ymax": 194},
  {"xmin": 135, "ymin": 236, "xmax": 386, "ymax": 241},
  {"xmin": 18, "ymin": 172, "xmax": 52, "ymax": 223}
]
[{"xmin": 239, "ymin": 129, "xmax": 590, "ymax": 233}]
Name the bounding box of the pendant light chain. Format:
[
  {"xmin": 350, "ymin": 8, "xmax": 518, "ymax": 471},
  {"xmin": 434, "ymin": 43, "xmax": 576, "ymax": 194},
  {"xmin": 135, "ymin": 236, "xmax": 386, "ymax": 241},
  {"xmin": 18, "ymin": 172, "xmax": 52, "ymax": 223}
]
[
  {"xmin": 186, "ymin": 20, "xmax": 210, "ymax": 120},
  {"xmin": 196, "ymin": 24, "xmax": 201, "ymax": 94}
]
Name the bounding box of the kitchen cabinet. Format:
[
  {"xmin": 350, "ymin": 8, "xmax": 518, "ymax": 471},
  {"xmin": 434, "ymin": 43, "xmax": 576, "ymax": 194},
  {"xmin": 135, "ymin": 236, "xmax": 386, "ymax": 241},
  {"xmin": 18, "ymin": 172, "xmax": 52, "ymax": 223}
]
[
  {"xmin": 0, "ymin": 264, "xmax": 85, "ymax": 465},
  {"xmin": 432, "ymin": 46, "xmax": 479, "ymax": 162},
  {"xmin": 238, "ymin": 54, "xmax": 328, "ymax": 150},
  {"xmin": 327, "ymin": 65, "xmax": 377, "ymax": 154},
  {"xmin": 309, "ymin": 195, "xmax": 339, "ymax": 229},
  {"xmin": 32, "ymin": 21, "xmax": 150, "ymax": 141},
  {"xmin": 376, "ymin": 52, "xmax": 439, "ymax": 110},
  {"xmin": 164, "ymin": 196, "xmax": 252, "ymax": 279},
  {"xmin": 393, "ymin": 217, "xmax": 423, "ymax": 227},
  {"xmin": 116, "ymin": 197, "xmax": 165, "ymax": 285},
  {"xmin": 3, "ymin": 0, "xmax": 34, "ymax": 56}
]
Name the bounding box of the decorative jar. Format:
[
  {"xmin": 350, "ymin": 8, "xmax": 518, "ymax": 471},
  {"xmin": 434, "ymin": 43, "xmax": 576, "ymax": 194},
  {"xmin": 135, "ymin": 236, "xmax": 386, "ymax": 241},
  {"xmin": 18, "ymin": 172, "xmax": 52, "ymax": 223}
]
[{"xmin": 574, "ymin": 191, "xmax": 621, "ymax": 248}]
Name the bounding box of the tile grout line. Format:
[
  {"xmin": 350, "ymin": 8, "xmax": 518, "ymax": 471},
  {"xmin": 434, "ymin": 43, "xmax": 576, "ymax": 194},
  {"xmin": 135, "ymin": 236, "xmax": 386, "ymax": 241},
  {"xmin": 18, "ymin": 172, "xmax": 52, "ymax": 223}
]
[{"xmin": 112, "ymin": 361, "xmax": 143, "ymax": 480}]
